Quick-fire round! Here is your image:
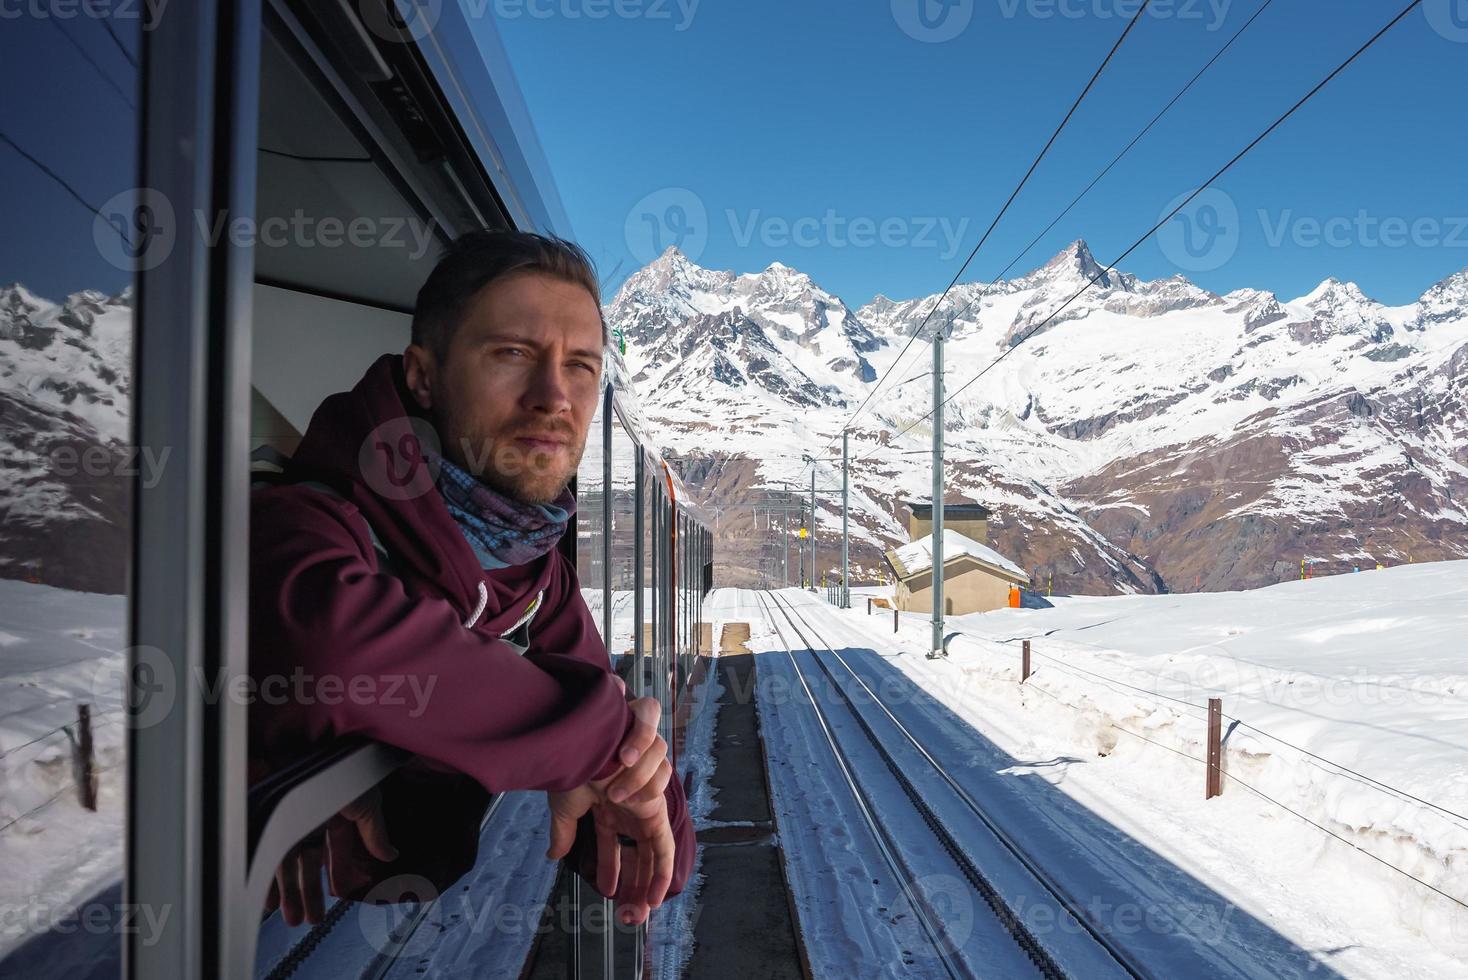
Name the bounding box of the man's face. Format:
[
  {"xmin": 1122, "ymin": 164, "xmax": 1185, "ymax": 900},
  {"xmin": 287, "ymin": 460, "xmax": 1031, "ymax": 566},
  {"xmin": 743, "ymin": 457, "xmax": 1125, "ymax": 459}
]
[{"xmin": 405, "ymin": 270, "xmax": 604, "ymax": 504}]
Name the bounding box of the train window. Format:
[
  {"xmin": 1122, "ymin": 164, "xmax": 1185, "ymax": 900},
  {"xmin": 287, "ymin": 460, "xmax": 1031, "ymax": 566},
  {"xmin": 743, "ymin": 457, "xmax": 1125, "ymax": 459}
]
[
  {"xmin": 0, "ymin": 1, "xmax": 708, "ymax": 976},
  {"xmin": 609, "ymin": 407, "xmax": 640, "ymax": 677},
  {"xmin": 576, "ymin": 386, "xmax": 610, "ymax": 640},
  {"xmin": 642, "ymin": 451, "xmax": 658, "ymax": 706},
  {"xmin": 0, "ymin": 11, "xmax": 139, "ymax": 976}
]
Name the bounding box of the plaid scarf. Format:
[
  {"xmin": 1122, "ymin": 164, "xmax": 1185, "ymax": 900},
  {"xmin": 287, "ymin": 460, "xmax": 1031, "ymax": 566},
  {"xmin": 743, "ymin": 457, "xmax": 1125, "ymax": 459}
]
[{"xmin": 433, "ymin": 454, "xmax": 573, "ymax": 570}]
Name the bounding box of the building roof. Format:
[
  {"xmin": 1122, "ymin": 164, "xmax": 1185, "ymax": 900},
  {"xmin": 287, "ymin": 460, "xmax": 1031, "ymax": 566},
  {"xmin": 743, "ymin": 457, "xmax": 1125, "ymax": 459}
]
[
  {"xmin": 888, "ymin": 529, "xmax": 1028, "ymax": 584},
  {"xmin": 903, "ymin": 501, "xmax": 993, "ymax": 520}
]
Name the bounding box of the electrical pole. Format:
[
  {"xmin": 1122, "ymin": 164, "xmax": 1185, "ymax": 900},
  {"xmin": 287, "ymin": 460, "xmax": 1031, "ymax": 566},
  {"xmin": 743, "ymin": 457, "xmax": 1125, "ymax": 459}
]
[
  {"xmin": 782, "ymin": 487, "xmax": 790, "ymax": 588},
  {"xmin": 841, "ymin": 429, "xmax": 850, "ymax": 608},
  {"xmin": 930, "ymin": 331, "xmax": 945, "ymax": 659},
  {"xmin": 799, "ymin": 500, "xmax": 807, "ymax": 588},
  {"xmin": 809, "ymin": 464, "xmax": 817, "ymax": 592}
]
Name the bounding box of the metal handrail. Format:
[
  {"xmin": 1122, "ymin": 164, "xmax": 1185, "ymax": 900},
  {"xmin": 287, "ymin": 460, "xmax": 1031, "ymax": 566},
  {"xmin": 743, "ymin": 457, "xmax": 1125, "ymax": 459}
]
[{"xmin": 238, "ymin": 739, "xmax": 413, "ymax": 979}]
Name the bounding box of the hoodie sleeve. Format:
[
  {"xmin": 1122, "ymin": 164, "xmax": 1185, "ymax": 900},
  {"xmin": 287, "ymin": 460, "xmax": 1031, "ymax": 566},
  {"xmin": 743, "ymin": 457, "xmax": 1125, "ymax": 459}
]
[
  {"xmin": 250, "ymin": 485, "xmax": 635, "ymax": 794},
  {"xmin": 527, "ymin": 555, "xmax": 698, "ymax": 898}
]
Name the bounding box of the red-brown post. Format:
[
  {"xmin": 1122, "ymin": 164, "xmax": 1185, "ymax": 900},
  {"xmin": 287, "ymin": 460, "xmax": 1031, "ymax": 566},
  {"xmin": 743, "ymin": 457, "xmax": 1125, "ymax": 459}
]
[
  {"xmin": 867, "ymin": 597, "xmax": 873, "ymax": 616},
  {"xmin": 75, "ymin": 703, "xmax": 97, "ymax": 811},
  {"xmin": 893, "ymin": 607, "xmax": 899, "ymax": 634},
  {"xmin": 1206, "ymin": 697, "xmax": 1223, "ymax": 800},
  {"xmin": 1021, "ymin": 640, "xmax": 1031, "ymax": 683}
]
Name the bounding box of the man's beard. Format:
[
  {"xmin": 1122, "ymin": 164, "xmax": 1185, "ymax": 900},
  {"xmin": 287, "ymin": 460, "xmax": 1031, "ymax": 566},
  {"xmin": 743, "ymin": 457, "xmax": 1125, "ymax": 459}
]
[
  {"xmin": 445, "ymin": 416, "xmax": 585, "ymax": 505},
  {"xmin": 483, "ymin": 441, "xmax": 582, "ymax": 505}
]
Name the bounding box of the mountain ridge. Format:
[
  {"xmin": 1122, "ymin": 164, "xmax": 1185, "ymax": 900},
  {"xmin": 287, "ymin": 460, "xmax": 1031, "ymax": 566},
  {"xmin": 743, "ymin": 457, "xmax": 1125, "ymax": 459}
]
[
  {"xmin": 2, "ymin": 244, "xmax": 1464, "ymax": 594},
  {"xmin": 607, "ymin": 241, "xmax": 1468, "ymax": 592}
]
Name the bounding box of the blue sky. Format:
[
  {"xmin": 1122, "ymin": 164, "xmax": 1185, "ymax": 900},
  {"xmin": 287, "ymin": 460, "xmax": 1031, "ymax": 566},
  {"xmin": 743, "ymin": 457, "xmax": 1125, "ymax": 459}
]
[
  {"xmin": 0, "ymin": 17, "xmax": 140, "ymax": 301},
  {"xmin": 494, "ymin": 0, "xmax": 1468, "ymax": 307}
]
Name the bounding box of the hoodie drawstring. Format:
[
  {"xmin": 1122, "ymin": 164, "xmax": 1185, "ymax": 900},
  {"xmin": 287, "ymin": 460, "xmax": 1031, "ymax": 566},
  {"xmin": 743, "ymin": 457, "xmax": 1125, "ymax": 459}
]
[{"xmin": 463, "ymin": 581, "xmax": 488, "ymax": 630}]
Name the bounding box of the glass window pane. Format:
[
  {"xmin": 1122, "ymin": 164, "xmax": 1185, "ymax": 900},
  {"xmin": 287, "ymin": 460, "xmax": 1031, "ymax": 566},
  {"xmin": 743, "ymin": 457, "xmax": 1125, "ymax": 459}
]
[
  {"xmin": 0, "ymin": 11, "xmax": 139, "ymax": 975},
  {"xmin": 575, "ymin": 388, "xmax": 608, "ymax": 640},
  {"xmin": 609, "ymin": 413, "xmax": 638, "ymax": 662}
]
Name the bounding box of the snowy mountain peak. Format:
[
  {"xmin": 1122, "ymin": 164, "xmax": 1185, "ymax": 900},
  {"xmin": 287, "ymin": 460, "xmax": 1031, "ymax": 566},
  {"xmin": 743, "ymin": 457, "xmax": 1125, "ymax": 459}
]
[
  {"xmin": 1046, "ymin": 239, "xmax": 1105, "ymax": 281},
  {"xmin": 1300, "ymin": 277, "xmax": 1373, "ymax": 307},
  {"xmin": 1416, "ymin": 267, "xmax": 1468, "ymax": 328},
  {"xmin": 637, "ymin": 245, "xmax": 724, "ymax": 288},
  {"xmin": 653, "ymin": 244, "xmax": 690, "ymax": 265},
  {"xmin": 1005, "ymin": 239, "xmax": 1131, "ymax": 303},
  {"xmin": 1287, "ymin": 278, "xmax": 1396, "ymax": 345},
  {"xmin": 0, "ymin": 283, "xmax": 48, "ymax": 318},
  {"xmin": 748, "ymin": 259, "xmax": 818, "ymax": 295}
]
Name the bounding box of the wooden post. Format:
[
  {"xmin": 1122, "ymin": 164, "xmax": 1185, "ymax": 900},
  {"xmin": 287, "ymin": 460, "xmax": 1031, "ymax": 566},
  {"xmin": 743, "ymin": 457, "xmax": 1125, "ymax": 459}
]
[
  {"xmin": 1021, "ymin": 640, "xmax": 1031, "ymax": 683},
  {"xmin": 893, "ymin": 607, "xmax": 899, "ymax": 634},
  {"xmin": 867, "ymin": 596, "xmax": 873, "ymax": 616},
  {"xmin": 75, "ymin": 703, "xmax": 97, "ymax": 811},
  {"xmin": 1206, "ymin": 697, "xmax": 1223, "ymax": 800}
]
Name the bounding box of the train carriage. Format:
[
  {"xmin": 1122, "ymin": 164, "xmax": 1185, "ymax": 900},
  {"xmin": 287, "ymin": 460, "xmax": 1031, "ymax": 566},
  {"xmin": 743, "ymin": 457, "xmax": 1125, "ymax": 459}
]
[{"xmin": 0, "ymin": 1, "xmax": 710, "ymax": 977}]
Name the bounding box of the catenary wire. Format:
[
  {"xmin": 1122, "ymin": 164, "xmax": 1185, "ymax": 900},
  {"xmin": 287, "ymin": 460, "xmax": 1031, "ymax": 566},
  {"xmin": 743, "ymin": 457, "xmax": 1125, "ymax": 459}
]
[
  {"xmin": 855, "ymin": 0, "xmax": 1425, "ymax": 467},
  {"xmin": 816, "ymin": 0, "xmax": 1158, "ymax": 463},
  {"xmin": 98, "ymin": 15, "xmax": 139, "ymax": 69},
  {"xmin": 867, "ymin": 0, "xmax": 1276, "ymax": 401},
  {"xmin": 48, "ymin": 18, "xmax": 135, "ymax": 109}
]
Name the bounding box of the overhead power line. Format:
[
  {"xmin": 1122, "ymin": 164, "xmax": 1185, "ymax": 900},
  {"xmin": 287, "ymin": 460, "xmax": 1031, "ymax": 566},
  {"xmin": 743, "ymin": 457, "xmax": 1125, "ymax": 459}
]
[
  {"xmin": 817, "ymin": 0, "xmax": 1157, "ymax": 465},
  {"xmin": 98, "ymin": 16, "xmax": 139, "ymax": 69},
  {"xmin": 888, "ymin": 0, "xmax": 1276, "ymax": 379},
  {"xmin": 49, "ymin": 18, "xmax": 135, "ymax": 110},
  {"xmin": 856, "ymin": 0, "xmax": 1424, "ymax": 468},
  {"xmin": 0, "ymin": 131, "xmax": 107, "ymax": 221}
]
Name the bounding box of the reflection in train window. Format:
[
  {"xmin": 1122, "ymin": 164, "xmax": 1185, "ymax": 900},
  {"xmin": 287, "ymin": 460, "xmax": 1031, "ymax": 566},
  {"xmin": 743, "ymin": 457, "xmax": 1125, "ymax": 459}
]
[{"xmin": 0, "ymin": 11, "xmax": 140, "ymax": 976}]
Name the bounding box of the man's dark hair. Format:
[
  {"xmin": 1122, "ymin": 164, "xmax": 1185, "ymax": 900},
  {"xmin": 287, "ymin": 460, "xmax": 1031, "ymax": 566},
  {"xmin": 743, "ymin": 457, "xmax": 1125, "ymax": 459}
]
[{"xmin": 411, "ymin": 230, "xmax": 605, "ymax": 363}]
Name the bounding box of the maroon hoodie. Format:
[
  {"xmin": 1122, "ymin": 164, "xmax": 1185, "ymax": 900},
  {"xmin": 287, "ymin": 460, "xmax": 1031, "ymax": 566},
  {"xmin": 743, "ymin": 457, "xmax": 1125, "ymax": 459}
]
[{"xmin": 250, "ymin": 353, "xmax": 694, "ymax": 899}]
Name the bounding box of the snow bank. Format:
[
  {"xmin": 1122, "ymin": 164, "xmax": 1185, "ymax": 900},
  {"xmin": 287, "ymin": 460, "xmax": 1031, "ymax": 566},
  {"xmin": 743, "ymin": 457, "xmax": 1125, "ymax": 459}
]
[
  {"xmin": 938, "ymin": 561, "xmax": 1468, "ymax": 963},
  {"xmin": 0, "ymin": 579, "xmax": 128, "ymax": 958}
]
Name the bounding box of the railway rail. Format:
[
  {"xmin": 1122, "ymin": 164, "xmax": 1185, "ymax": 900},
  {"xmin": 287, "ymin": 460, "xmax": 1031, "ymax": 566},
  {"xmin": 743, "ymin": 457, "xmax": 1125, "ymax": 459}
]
[
  {"xmin": 755, "ymin": 591, "xmax": 976, "ymax": 979},
  {"xmin": 760, "ymin": 590, "xmax": 1153, "ymax": 980}
]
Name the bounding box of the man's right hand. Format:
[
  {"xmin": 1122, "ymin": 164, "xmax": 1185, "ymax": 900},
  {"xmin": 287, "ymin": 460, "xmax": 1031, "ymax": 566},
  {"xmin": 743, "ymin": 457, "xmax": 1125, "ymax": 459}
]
[
  {"xmin": 265, "ymin": 786, "xmax": 399, "ymax": 926},
  {"xmin": 545, "ymin": 693, "xmax": 677, "ymax": 924}
]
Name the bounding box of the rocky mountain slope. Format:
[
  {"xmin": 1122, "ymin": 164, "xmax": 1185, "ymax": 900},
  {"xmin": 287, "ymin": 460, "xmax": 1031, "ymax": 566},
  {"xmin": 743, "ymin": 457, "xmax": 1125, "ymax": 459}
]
[
  {"xmin": 0, "ymin": 285, "xmax": 132, "ymax": 594},
  {"xmin": 608, "ymin": 243, "xmax": 1468, "ymax": 592},
  {"xmin": 2, "ymin": 241, "xmax": 1463, "ymax": 597}
]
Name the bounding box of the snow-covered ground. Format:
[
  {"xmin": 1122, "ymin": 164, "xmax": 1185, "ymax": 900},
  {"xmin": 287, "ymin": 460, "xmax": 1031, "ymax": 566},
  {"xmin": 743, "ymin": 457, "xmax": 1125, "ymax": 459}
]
[
  {"xmin": 0, "ymin": 579, "xmax": 127, "ymax": 960},
  {"xmin": 757, "ymin": 561, "xmax": 1468, "ymax": 978},
  {"xmin": 8, "ymin": 563, "xmax": 1467, "ymax": 977}
]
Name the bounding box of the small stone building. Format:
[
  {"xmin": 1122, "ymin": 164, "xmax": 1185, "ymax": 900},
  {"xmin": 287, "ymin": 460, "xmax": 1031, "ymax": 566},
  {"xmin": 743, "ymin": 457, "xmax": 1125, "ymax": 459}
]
[{"xmin": 885, "ymin": 502, "xmax": 1028, "ymax": 615}]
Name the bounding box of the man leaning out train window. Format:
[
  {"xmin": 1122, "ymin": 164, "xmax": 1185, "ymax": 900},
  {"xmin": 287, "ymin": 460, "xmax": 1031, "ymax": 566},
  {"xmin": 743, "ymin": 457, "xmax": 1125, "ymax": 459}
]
[{"xmin": 248, "ymin": 230, "xmax": 694, "ymax": 929}]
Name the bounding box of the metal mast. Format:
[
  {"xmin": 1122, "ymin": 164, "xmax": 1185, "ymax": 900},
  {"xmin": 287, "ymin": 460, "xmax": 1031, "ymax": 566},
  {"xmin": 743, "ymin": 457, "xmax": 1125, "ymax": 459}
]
[
  {"xmin": 783, "ymin": 486, "xmax": 790, "ymax": 587},
  {"xmin": 841, "ymin": 429, "xmax": 850, "ymax": 608},
  {"xmin": 809, "ymin": 465, "xmax": 817, "ymax": 591},
  {"xmin": 930, "ymin": 332, "xmax": 945, "ymax": 658}
]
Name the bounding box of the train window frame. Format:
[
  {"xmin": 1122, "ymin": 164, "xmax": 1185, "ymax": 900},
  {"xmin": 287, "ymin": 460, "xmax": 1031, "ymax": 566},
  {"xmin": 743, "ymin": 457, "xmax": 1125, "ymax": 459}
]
[
  {"xmin": 128, "ymin": 2, "xmax": 260, "ymax": 977},
  {"xmin": 126, "ymin": 2, "xmax": 587, "ymax": 977},
  {"xmin": 122, "ymin": 2, "xmax": 714, "ymax": 974}
]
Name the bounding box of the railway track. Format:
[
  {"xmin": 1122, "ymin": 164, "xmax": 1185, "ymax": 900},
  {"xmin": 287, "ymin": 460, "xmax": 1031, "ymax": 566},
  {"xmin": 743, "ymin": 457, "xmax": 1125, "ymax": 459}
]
[
  {"xmin": 755, "ymin": 591, "xmax": 975, "ymax": 980},
  {"xmin": 760, "ymin": 590, "xmax": 1154, "ymax": 980}
]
